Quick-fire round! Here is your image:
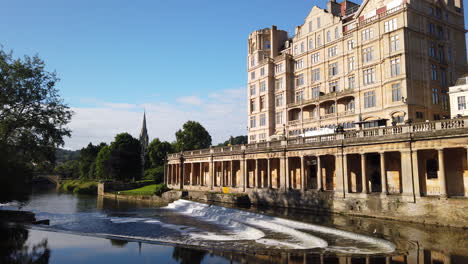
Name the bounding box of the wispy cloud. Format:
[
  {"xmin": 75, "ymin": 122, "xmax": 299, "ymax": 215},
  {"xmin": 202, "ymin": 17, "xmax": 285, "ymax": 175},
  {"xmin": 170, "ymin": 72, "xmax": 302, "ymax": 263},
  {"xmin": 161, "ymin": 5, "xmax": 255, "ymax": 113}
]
[
  {"xmin": 65, "ymin": 88, "xmax": 247, "ymax": 150},
  {"xmin": 176, "ymin": 96, "xmax": 203, "ymax": 106}
]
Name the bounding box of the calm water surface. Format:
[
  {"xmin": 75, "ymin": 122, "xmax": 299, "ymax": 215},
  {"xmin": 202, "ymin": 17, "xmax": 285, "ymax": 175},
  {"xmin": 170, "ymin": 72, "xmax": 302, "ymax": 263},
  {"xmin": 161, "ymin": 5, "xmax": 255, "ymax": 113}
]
[{"xmin": 1, "ymin": 187, "xmax": 467, "ymax": 264}]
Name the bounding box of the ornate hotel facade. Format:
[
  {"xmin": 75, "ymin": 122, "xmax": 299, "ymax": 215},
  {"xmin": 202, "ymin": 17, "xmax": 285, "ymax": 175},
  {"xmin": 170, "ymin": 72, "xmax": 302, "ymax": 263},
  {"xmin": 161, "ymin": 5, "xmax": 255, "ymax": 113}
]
[{"xmin": 247, "ymin": 0, "xmax": 467, "ymax": 143}]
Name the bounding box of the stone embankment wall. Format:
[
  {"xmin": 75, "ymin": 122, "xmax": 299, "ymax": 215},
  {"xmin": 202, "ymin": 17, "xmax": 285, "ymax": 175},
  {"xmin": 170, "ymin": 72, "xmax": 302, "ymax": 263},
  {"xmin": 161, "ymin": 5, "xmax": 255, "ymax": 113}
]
[{"xmin": 97, "ymin": 182, "xmax": 167, "ymax": 205}]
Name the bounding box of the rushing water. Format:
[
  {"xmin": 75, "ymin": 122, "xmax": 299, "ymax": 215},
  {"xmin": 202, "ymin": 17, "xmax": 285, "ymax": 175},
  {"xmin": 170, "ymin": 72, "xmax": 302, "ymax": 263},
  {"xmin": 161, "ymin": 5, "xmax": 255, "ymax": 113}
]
[{"xmin": 1, "ymin": 187, "xmax": 467, "ymax": 264}]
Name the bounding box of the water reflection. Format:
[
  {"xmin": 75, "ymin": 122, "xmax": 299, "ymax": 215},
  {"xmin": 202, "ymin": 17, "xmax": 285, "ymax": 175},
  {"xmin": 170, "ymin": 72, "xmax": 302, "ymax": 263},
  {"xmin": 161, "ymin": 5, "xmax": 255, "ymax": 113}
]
[
  {"xmin": 172, "ymin": 247, "xmax": 208, "ymax": 264},
  {"xmin": 0, "ymin": 224, "xmax": 50, "ymax": 264}
]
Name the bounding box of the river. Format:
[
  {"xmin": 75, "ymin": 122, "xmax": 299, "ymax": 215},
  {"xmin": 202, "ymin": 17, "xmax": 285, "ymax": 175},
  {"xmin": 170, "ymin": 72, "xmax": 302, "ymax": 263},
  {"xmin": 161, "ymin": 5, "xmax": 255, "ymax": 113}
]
[{"xmin": 0, "ymin": 187, "xmax": 467, "ymax": 264}]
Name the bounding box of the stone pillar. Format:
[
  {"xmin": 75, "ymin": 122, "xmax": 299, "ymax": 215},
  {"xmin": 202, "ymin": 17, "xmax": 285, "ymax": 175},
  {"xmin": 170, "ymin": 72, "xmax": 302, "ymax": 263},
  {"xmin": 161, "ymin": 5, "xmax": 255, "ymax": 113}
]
[
  {"xmin": 437, "ymin": 148, "xmax": 447, "ymax": 197},
  {"xmin": 199, "ymin": 162, "xmax": 203, "ymax": 186},
  {"xmin": 300, "ymin": 156, "xmax": 305, "ymax": 191},
  {"xmin": 267, "ymin": 158, "xmax": 271, "ymax": 188},
  {"xmin": 280, "ymin": 156, "xmax": 286, "ymax": 191},
  {"xmin": 335, "ymin": 153, "xmax": 345, "ymax": 197},
  {"xmin": 221, "ymin": 161, "xmax": 225, "ymax": 187},
  {"xmin": 179, "ymin": 158, "xmax": 184, "ymax": 190},
  {"xmin": 400, "ymin": 150, "xmax": 415, "ymax": 200},
  {"xmin": 209, "ymin": 157, "xmax": 214, "ymax": 190},
  {"xmin": 361, "ymin": 154, "xmax": 368, "ymax": 193},
  {"xmin": 240, "ymin": 157, "xmax": 246, "ymax": 191},
  {"xmin": 230, "ymin": 161, "xmax": 234, "ymax": 187},
  {"xmin": 190, "ymin": 163, "xmax": 194, "ymax": 186},
  {"xmin": 380, "ymin": 152, "xmax": 388, "ymax": 194},
  {"xmin": 411, "ymin": 150, "xmax": 421, "ymax": 198},
  {"xmin": 343, "ymin": 154, "xmax": 349, "ymax": 194},
  {"xmin": 317, "ymin": 156, "xmax": 322, "ymax": 191},
  {"xmin": 254, "ymin": 159, "xmax": 259, "ymax": 188}
]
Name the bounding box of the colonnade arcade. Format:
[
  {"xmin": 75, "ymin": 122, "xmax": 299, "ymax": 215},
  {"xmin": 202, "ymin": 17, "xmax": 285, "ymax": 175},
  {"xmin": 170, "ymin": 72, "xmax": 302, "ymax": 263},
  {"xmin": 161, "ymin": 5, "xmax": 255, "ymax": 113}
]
[{"xmin": 166, "ymin": 146, "xmax": 468, "ymax": 198}]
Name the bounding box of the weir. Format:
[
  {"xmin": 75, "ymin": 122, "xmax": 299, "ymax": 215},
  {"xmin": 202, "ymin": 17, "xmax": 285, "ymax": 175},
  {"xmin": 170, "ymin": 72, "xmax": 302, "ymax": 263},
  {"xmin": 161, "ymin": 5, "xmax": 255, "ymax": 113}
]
[{"xmin": 166, "ymin": 118, "xmax": 468, "ymax": 227}]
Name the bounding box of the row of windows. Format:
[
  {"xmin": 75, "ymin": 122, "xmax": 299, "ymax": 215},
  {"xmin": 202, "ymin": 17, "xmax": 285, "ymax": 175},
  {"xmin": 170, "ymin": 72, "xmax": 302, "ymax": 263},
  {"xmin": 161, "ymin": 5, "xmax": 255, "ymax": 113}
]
[
  {"xmin": 250, "ymin": 81, "xmax": 268, "ymax": 96},
  {"xmin": 250, "ymin": 114, "xmax": 267, "ymax": 128}
]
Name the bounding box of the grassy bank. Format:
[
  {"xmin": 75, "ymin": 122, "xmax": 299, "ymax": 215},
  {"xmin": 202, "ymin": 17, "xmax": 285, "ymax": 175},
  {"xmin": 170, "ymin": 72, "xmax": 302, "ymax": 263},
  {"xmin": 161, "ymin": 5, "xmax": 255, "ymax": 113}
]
[
  {"xmin": 59, "ymin": 180, "xmax": 98, "ymax": 195},
  {"xmin": 118, "ymin": 183, "xmax": 168, "ymax": 196}
]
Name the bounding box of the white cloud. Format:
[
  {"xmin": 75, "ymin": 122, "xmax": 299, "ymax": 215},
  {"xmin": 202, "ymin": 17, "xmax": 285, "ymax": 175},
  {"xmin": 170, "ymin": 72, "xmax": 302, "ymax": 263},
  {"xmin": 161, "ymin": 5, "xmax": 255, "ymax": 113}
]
[
  {"xmin": 65, "ymin": 88, "xmax": 247, "ymax": 150},
  {"xmin": 176, "ymin": 95, "xmax": 203, "ymax": 106}
]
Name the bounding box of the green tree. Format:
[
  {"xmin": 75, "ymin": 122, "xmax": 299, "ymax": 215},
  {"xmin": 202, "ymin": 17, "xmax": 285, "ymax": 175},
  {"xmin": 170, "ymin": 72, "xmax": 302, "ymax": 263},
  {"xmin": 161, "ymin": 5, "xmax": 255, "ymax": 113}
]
[
  {"xmin": 147, "ymin": 138, "xmax": 173, "ymax": 168},
  {"xmin": 95, "ymin": 145, "xmax": 111, "ymax": 180},
  {"xmin": 79, "ymin": 142, "xmax": 106, "ymax": 179},
  {"xmin": 174, "ymin": 121, "xmax": 211, "ymax": 151},
  {"xmin": 0, "ymin": 48, "xmax": 72, "ymax": 202},
  {"xmin": 109, "ymin": 133, "xmax": 141, "ymax": 181},
  {"xmin": 217, "ymin": 135, "xmax": 248, "ymax": 146},
  {"xmin": 53, "ymin": 160, "xmax": 80, "ymax": 178}
]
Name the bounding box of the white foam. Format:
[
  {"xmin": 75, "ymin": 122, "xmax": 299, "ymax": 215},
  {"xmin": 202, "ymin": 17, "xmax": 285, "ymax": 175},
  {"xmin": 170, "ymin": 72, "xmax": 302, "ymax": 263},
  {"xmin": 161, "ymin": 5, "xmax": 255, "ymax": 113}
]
[{"xmin": 165, "ymin": 199, "xmax": 396, "ymax": 253}]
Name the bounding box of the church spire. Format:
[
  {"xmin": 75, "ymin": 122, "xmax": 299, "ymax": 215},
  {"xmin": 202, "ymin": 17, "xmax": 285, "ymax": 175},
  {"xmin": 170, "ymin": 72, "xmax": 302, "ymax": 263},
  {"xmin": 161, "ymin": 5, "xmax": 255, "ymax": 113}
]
[{"xmin": 139, "ymin": 111, "xmax": 149, "ymax": 149}]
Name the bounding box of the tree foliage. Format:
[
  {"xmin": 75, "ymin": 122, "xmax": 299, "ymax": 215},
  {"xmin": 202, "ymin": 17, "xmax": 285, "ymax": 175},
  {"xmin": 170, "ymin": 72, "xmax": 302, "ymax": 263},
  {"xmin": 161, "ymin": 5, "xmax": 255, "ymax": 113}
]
[
  {"xmin": 53, "ymin": 160, "xmax": 80, "ymax": 178},
  {"xmin": 217, "ymin": 135, "xmax": 248, "ymax": 146},
  {"xmin": 0, "ymin": 48, "xmax": 72, "ymax": 202},
  {"xmin": 147, "ymin": 138, "xmax": 173, "ymax": 168},
  {"xmin": 79, "ymin": 142, "xmax": 106, "ymax": 179},
  {"xmin": 174, "ymin": 121, "xmax": 211, "ymax": 152},
  {"xmin": 108, "ymin": 133, "xmax": 141, "ymax": 182},
  {"xmin": 95, "ymin": 145, "xmax": 111, "ymax": 180}
]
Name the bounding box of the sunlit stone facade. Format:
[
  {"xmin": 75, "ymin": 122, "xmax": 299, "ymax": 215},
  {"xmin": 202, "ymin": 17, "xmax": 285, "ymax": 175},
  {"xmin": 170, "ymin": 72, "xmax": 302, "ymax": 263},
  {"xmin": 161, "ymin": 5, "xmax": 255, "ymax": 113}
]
[{"xmin": 247, "ymin": 0, "xmax": 467, "ymax": 143}]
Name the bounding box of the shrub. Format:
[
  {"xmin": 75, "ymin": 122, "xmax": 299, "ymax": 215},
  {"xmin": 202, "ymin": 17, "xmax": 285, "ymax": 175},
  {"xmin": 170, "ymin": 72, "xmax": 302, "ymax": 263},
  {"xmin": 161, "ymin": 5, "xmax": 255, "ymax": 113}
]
[
  {"xmin": 154, "ymin": 184, "xmax": 169, "ymax": 196},
  {"xmin": 73, "ymin": 182, "xmax": 97, "ymax": 195},
  {"xmin": 143, "ymin": 166, "xmax": 164, "ymax": 183}
]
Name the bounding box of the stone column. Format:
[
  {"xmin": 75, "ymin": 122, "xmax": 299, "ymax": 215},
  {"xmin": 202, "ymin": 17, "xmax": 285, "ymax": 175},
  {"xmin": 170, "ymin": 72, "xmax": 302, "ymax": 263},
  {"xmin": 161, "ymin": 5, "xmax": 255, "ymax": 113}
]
[
  {"xmin": 221, "ymin": 161, "xmax": 225, "ymax": 187},
  {"xmin": 190, "ymin": 163, "xmax": 194, "ymax": 186},
  {"xmin": 335, "ymin": 153, "xmax": 345, "ymax": 197},
  {"xmin": 230, "ymin": 161, "xmax": 234, "ymax": 187},
  {"xmin": 411, "ymin": 150, "xmax": 421, "ymax": 197},
  {"xmin": 209, "ymin": 157, "xmax": 214, "ymax": 190},
  {"xmin": 437, "ymin": 148, "xmax": 447, "ymax": 197},
  {"xmin": 400, "ymin": 150, "xmax": 415, "ymax": 200},
  {"xmin": 199, "ymin": 162, "xmax": 203, "ymax": 186},
  {"xmin": 267, "ymin": 158, "xmax": 271, "ymax": 188},
  {"xmin": 280, "ymin": 156, "xmax": 286, "ymax": 191},
  {"xmin": 254, "ymin": 159, "xmax": 259, "ymax": 188},
  {"xmin": 317, "ymin": 156, "xmax": 322, "ymax": 191},
  {"xmin": 300, "ymin": 156, "xmax": 305, "ymax": 191},
  {"xmin": 361, "ymin": 154, "xmax": 368, "ymax": 193},
  {"xmin": 380, "ymin": 152, "xmax": 388, "ymax": 194},
  {"xmin": 179, "ymin": 158, "xmax": 184, "ymax": 190},
  {"xmin": 343, "ymin": 154, "xmax": 349, "ymax": 194},
  {"xmin": 240, "ymin": 157, "xmax": 246, "ymax": 191}
]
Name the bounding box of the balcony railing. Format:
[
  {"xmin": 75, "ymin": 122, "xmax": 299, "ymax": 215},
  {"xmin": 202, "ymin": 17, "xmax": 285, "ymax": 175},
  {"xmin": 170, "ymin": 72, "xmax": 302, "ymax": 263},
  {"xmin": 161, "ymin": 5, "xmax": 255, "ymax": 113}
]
[{"xmin": 167, "ymin": 117, "xmax": 468, "ymax": 159}]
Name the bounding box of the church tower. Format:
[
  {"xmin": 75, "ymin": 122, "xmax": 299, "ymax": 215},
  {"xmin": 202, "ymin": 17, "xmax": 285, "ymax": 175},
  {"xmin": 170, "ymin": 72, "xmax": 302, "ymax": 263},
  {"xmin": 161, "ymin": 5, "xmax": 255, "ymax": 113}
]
[{"xmin": 139, "ymin": 112, "xmax": 149, "ymax": 171}]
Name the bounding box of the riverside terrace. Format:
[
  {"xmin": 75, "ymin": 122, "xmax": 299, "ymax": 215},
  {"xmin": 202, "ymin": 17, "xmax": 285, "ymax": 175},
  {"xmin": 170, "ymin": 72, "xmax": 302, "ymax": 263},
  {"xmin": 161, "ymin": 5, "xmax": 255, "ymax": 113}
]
[{"xmin": 165, "ymin": 118, "xmax": 468, "ymax": 227}]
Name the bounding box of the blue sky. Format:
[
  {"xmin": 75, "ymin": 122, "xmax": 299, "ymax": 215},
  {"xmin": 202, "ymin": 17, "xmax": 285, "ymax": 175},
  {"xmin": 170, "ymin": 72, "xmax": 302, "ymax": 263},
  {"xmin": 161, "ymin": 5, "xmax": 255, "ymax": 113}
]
[{"xmin": 1, "ymin": 0, "xmax": 466, "ymax": 149}]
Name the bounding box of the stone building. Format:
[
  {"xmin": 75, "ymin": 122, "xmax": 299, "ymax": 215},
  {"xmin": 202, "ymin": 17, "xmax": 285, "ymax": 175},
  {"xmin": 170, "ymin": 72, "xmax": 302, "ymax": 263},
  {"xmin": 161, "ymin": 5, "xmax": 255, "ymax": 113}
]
[
  {"xmin": 449, "ymin": 75, "xmax": 468, "ymax": 117},
  {"xmin": 247, "ymin": 0, "xmax": 467, "ymax": 143}
]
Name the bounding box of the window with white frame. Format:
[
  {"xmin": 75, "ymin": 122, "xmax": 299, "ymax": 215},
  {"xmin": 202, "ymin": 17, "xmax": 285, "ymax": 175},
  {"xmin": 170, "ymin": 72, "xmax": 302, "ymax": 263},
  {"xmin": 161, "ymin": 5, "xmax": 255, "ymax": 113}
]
[
  {"xmin": 260, "ymin": 113, "xmax": 266, "ymax": 126},
  {"xmin": 275, "ymin": 63, "xmax": 283, "ymax": 73},
  {"xmin": 295, "ymin": 90, "xmax": 304, "ymax": 103},
  {"xmin": 259, "ymin": 133, "xmax": 266, "ymax": 141},
  {"xmin": 458, "ymin": 96, "xmax": 466, "ymax": 110},
  {"xmin": 311, "ymin": 86, "xmax": 320, "ymax": 98},
  {"xmin": 308, "ymin": 21, "xmax": 313, "ymax": 32},
  {"xmin": 260, "ymin": 81, "xmax": 266, "ymax": 92},
  {"xmin": 317, "ymin": 17, "xmax": 321, "ymax": 28},
  {"xmin": 250, "ymin": 56, "xmax": 255, "ymax": 67},
  {"xmin": 300, "ymin": 42, "xmax": 305, "ymax": 53},
  {"xmin": 335, "ymin": 27, "xmax": 339, "ymax": 39},
  {"xmin": 251, "ymin": 71, "xmax": 255, "ymax": 80},
  {"xmin": 432, "ymin": 88, "xmax": 439, "ymax": 104},
  {"xmin": 249, "ymin": 135, "xmax": 256, "ymax": 141},
  {"xmin": 275, "ymin": 94, "xmax": 284, "ymax": 107},
  {"xmin": 347, "ymin": 39, "xmax": 355, "ymax": 50},
  {"xmin": 348, "ymin": 56, "xmax": 355, "ymax": 72},
  {"xmin": 391, "ymin": 83, "xmax": 401, "ymax": 102},
  {"xmin": 363, "ymin": 68, "xmax": 375, "ymax": 85},
  {"xmin": 317, "ymin": 35, "xmax": 322, "ymax": 46},
  {"xmin": 346, "ymin": 99, "xmax": 355, "ymax": 111},
  {"xmin": 363, "ymin": 47, "xmax": 373, "ymax": 63},
  {"xmin": 311, "ymin": 52, "xmax": 320, "ymax": 63},
  {"xmin": 329, "ymin": 62, "xmax": 338, "ymax": 76},
  {"xmin": 295, "ymin": 59, "xmax": 304, "ymax": 70},
  {"xmin": 390, "ymin": 35, "xmax": 399, "ymax": 52},
  {"xmin": 328, "ymin": 46, "xmax": 337, "ymax": 57},
  {"xmin": 250, "ymin": 116, "xmax": 256, "ymax": 128},
  {"xmin": 260, "ymin": 67, "xmax": 265, "ymax": 76},
  {"xmin": 326, "ymin": 103, "xmax": 336, "ymax": 114},
  {"xmin": 327, "ymin": 31, "xmax": 331, "ymax": 42},
  {"xmin": 390, "ymin": 58, "xmax": 400, "ymax": 77},
  {"xmin": 250, "ymin": 85, "xmax": 256, "ymax": 96},
  {"xmin": 275, "ymin": 78, "xmax": 283, "ymax": 90},
  {"xmin": 309, "ymin": 39, "xmax": 314, "ymax": 49},
  {"xmin": 429, "ymin": 42, "xmax": 436, "ymax": 57},
  {"xmin": 348, "ymin": 75, "xmax": 355, "ymax": 89},
  {"xmin": 364, "ymin": 91, "xmax": 376, "ymax": 108},
  {"xmin": 312, "ymin": 68, "xmax": 320, "ymax": 82},
  {"xmin": 361, "ymin": 28, "xmax": 374, "ymax": 41},
  {"xmin": 275, "ymin": 111, "xmax": 284, "ymax": 124},
  {"xmin": 384, "ymin": 18, "xmax": 397, "ymax": 32},
  {"xmin": 329, "ymin": 81, "xmax": 339, "ymax": 93},
  {"xmin": 296, "ymin": 74, "xmax": 305, "ymax": 87}
]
